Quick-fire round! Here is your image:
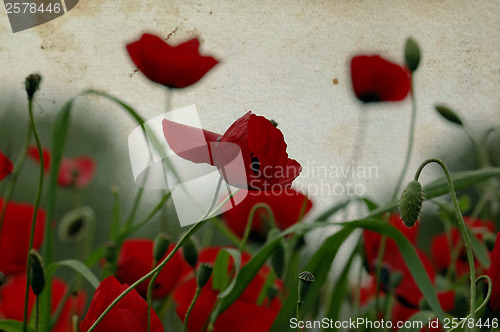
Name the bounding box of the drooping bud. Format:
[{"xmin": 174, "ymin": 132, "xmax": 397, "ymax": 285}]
[
  {"xmin": 196, "ymin": 263, "xmax": 213, "ymax": 289},
  {"xmin": 103, "ymin": 241, "xmax": 118, "ymax": 263},
  {"xmin": 435, "ymin": 105, "xmax": 463, "ymax": 126},
  {"xmin": 29, "ymin": 249, "xmax": 45, "ymax": 296},
  {"xmin": 25, "ymin": 74, "xmax": 42, "ymax": 98},
  {"xmin": 58, "ymin": 207, "xmax": 95, "ymax": 242},
  {"xmin": 399, "ymin": 180, "xmax": 424, "ymax": 227},
  {"xmin": 182, "ymin": 237, "xmax": 199, "ymax": 268},
  {"xmin": 153, "ymin": 233, "xmax": 171, "ymax": 262},
  {"xmin": 297, "ymin": 271, "xmax": 315, "ymax": 302},
  {"xmin": 404, "ymin": 38, "xmax": 421, "ymax": 72}
]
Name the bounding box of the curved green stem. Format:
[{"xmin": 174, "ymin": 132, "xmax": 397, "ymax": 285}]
[
  {"xmin": 88, "ymin": 177, "xmax": 229, "ymax": 332},
  {"xmin": 23, "ymin": 97, "xmax": 45, "ymax": 332},
  {"xmin": 392, "ymin": 75, "xmax": 417, "ymax": 200},
  {"xmin": 414, "ymin": 158, "xmax": 477, "ymax": 327},
  {"xmin": 239, "ymin": 202, "xmax": 275, "ymax": 252},
  {"xmin": 296, "ymin": 300, "xmax": 303, "ymax": 332},
  {"xmin": 184, "ymin": 287, "xmax": 201, "ymax": 331}
]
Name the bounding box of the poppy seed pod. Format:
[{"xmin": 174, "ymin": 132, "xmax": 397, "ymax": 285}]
[
  {"xmin": 404, "ymin": 38, "xmax": 421, "ymax": 72},
  {"xmin": 196, "ymin": 263, "xmax": 213, "ymax": 289},
  {"xmin": 297, "ymin": 271, "xmax": 315, "ymax": 302},
  {"xmin": 399, "ymin": 180, "xmax": 424, "ymax": 227},
  {"xmin": 29, "ymin": 249, "xmax": 45, "ymax": 296},
  {"xmin": 25, "ymin": 74, "xmax": 42, "ymax": 98}
]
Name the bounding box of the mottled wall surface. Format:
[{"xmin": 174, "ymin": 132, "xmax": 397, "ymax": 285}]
[{"xmin": 0, "ymin": 1, "xmax": 499, "ymax": 220}]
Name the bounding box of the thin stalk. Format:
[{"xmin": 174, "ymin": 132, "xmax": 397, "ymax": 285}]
[
  {"xmin": 23, "ymin": 97, "xmax": 45, "ymax": 332},
  {"xmin": 183, "ymin": 287, "xmax": 201, "ymax": 331},
  {"xmin": 88, "ymin": 177, "xmax": 229, "ymax": 332},
  {"xmin": 239, "ymin": 203, "xmax": 274, "ymax": 252},
  {"xmin": 296, "ymin": 300, "xmax": 303, "ymax": 332},
  {"xmin": 35, "ymin": 296, "xmax": 40, "ymax": 332},
  {"xmin": 414, "ymin": 158, "xmax": 477, "ymax": 327}
]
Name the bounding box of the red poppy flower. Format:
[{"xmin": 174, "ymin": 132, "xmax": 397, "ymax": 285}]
[
  {"xmin": 80, "ymin": 276, "xmax": 164, "ymax": 332},
  {"xmin": 350, "ymin": 55, "xmax": 411, "ymax": 103},
  {"xmin": 27, "ymin": 146, "xmax": 96, "ymax": 189},
  {"xmin": 363, "ymin": 214, "xmax": 435, "ymax": 307},
  {"xmin": 0, "ymin": 150, "xmax": 13, "ymax": 182},
  {"xmin": 222, "ymin": 188, "xmax": 312, "ymax": 239},
  {"xmin": 173, "ymin": 247, "xmax": 282, "ymax": 332},
  {"xmin": 430, "ymin": 217, "xmax": 494, "ymax": 277},
  {"xmin": 0, "ymin": 198, "xmax": 45, "ymax": 276},
  {"xmin": 162, "ymin": 111, "xmax": 301, "ymax": 190},
  {"xmin": 115, "ymin": 239, "xmax": 190, "ymax": 299},
  {"xmin": 487, "ymin": 232, "xmax": 500, "ymax": 315},
  {"xmin": 0, "ymin": 275, "xmax": 86, "ymax": 332},
  {"xmin": 126, "ymin": 34, "xmax": 219, "ymax": 88}
]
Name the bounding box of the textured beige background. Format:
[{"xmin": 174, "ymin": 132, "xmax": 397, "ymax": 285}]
[{"xmin": 0, "ymin": 1, "xmax": 499, "ymax": 222}]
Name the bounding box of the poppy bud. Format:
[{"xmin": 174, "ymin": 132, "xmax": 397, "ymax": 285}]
[
  {"xmin": 399, "ymin": 180, "xmax": 424, "ymax": 227},
  {"xmin": 404, "ymin": 38, "xmax": 421, "ymax": 72},
  {"xmin": 153, "ymin": 233, "xmax": 171, "ymax": 262},
  {"xmin": 25, "ymin": 74, "xmax": 42, "ymax": 98},
  {"xmin": 267, "ymin": 285, "xmax": 279, "ymax": 301},
  {"xmin": 103, "ymin": 241, "xmax": 117, "ymax": 263},
  {"xmin": 196, "ymin": 263, "xmax": 213, "ymax": 289},
  {"xmin": 29, "ymin": 249, "xmax": 45, "ymax": 296},
  {"xmin": 270, "ymin": 120, "xmax": 278, "ymax": 128},
  {"xmin": 268, "ymin": 229, "xmax": 286, "ymax": 278},
  {"xmin": 182, "ymin": 237, "xmax": 198, "ymax": 268},
  {"xmin": 58, "ymin": 207, "xmax": 95, "ymax": 242},
  {"xmin": 297, "ymin": 271, "xmax": 315, "ymax": 302},
  {"xmin": 435, "ymin": 105, "xmax": 463, "ymax": 126},
  {"xmin": 0, "ymin": 272, "xmax": 5, "ymax": 287}
]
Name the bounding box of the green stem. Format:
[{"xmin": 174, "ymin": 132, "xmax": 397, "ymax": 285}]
[
  {"xmin": 392, "ymin": 74, "xmax": 417, "ymax": 200},
  {"xmin": 87, "ymin": 177, "xmax": 229, "ymax": 332},
  {"xmin": 374, "ymin": 235, "xmax": 387, "ymax": 314},
  {"xmin": 23, "ymin": 97, "xmax": 45, "ymax": 332},
  {"xmin": 183, "ymin": 287, "xmax": 201, "ymax": 332},
  {"xmin": 146, "ymin": 259, "xmax": 158, "ymax": 332},
  {"xmin": 0, "ymin": 121, "xmax": 32, "ymax": 234},
  {"xmin": 239, "ymin": 203, "xmax": 275, "ymax": 252},
  {"xmin": 211, "ymin": 217, "xmax": 245, "ymax": 247},
  {"xmin": 414, "ymin": 158, "xmax": 477, "ymax": 327},
  {"xmin": 296, "ymin": 300, "xmax": 303, "ymax": 332},
  {"xmin": 35, "ymin": 296, "xmax": 40, "ymax": 332}
]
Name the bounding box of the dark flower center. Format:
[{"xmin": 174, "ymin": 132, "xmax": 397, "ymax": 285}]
[
  {"xmin": 360, "ymin": 92, "xmax": 381, "ymax": 103},
  {"xmin": 250, "ymin": 153, "xmax": 260, "ymax": 175}
]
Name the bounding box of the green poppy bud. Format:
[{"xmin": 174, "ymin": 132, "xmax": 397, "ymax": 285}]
[
  {"xmin": 196, "ymin": 263, "xmax": 213, "ymax": 289},
  {"xmin": 29, "ymin": 249, "xmax": 45, "ymax": 296},
  {"xmin": 25, "ymin": 74, "xmax": 42, "ymax": 98},
  {"xmin": 297, "ymin": 271, "xmax": 315, "ymax": 302},
  {"xmin": 267, "ymin": 285, "xmax": 279, "ymax": 301},
  {"xmin": 182, "ymin": 237, "xmax": 199, "ymax": 268},
  {"xmin": 399, "ymin": 180, "xmax": 424, "ymax": 227},
  {"xmin": 153, "ymin": 233, "xmax": 171, "ymax": 262},
  {"xmin": 405, "ymin": 38, "xmax": 421, "ymax": 72},
  {"xmin": 103, "ymin": 241, "xmax": 117, "ymax": 263},
  {"xmin": 58, "ymin": 207, "xmax": 95, "ymax": 242},
  {"xmin": 269, "ymin": 229, "xmax": 286, "ymax": 278},
  {"xmin": 435, "ymin": 105, "xmax": 463, "ymax": 126}
]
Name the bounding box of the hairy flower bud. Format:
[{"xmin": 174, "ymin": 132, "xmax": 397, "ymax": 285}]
[
  {"xmin": 182, "ymin": 237, "xmax": 198, "ymax": 268},
  {"xmin": 196, "ymin": 263, "xmax": 213, "ymax": 289},
  {"xmin": 435, "ymin": 105, "xmax": 463, "ymax": 126},
  {"xmin": 399, "ymin": 180, "xmax": 424, "ymax": 227},
  {"xmin": 58, "ymin": 207, "xmax": 95, "ymax": 242},
  {"xmin": 25, "ymin": 74, "xmax": 42, "ymax": 98},
  {"xmin": 405, "ymin": 38, "xmax": 421, "ymax": 72},
  {"xmin": 153, "ymin": 233, "xmax": 171, "ymax": 262},
  {"xmin": 29, "ymin": 249, "xmax": 45, "ymax": 296}
]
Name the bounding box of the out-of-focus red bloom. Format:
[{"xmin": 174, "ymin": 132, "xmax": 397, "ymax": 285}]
[
  {"xmin": 0, "ymin": 151, "xmax": 13, "ymax": 181},
  {"xmin": 27, "ymin": 146, "xmax": 96, "ymax": 189},
  {"xmin": 115, "ymin": 239, "xmax": 190, "ymax": 299},
  {"xmin": 0, "ymin": 198, "xmax": 45, "ymax": 276},
  {"xmin": 173, "ymin": 247, "xmax": 282, "ymax": 332},
  {"xmin": 0, "ymin": 275, "xmax": 86, "ymax": 332},
  {"xmin": 430, "ymin": 217, "xmax": 494, "ymax": 278},
  {"xmin": 350, "ymin": 55, "xmax": 411, "ymax": 103},
  {"xmin": 487, "ymin": 232, "xmax": 500, "ymax": 315},
  {"xmin": 126, "ymin": 34, "xmax": 219, "ymax": 88},
  {"xmin": 363, "ymin": 214, "xmax": 435, "ymax": 307},
  {"xmin": 162, "ymin": 111, "xmax": 301, "ymax": 190},
  {"xmin": 222, "ymin": 188, "xmax": 312, "ymax": 239},
  {"xmin": 80, "ymin": 276, "xmax": 164, "ymax": 332}
]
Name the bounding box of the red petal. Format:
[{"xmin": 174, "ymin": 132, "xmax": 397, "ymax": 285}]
[
  {"xmin": 58, "ymin": 156, "xmax": 96, "ymax": 188},
  {"xmin": 0, "ymin": 150, "xmax": 13, "ymax": 181},
  {"xmin": 351, "ymin": 55, "xmax": 410, "ymax": 103}
]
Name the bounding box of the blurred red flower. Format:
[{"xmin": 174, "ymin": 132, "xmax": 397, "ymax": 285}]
[
  {"xmin": 363, "ymin": 214, "xmax": 435, "ymax": 307},
  {"xmin": 487, "ymin": 232, "xmax": 500, "ymax": 315},
  {"xmin": 0, "ymin": 150, "xmax": 13, "ymax": 181},
  {"xmin": 126, "ymin": 34, "xmax": 219, "ymax": 88},
  {"xmin": 115, "ymin": 239, "xmax": 190, "ymax": 299},
  {"xmin": 350, "ymin": 55, "xmax": 411, "ymax": 103},
  {"xmin": 0, "ymin": 198, "xmax": 45, "ymax": 276},
  {"xmin": 173, "ymin": 247, "xmax": 282, "ymax": 332},
  {"xmin": 163, "ymin": 111, "xmax": 301, "ymax": 190},
  {"xmin": 80, "ymin": 276, "xmax": 164, "ymax": 332},
  {"xmin": 27, "ymin": 146, "xmax": 96, "ymax": 189},
  {"xmin": 0, "ymin": 275, "xmax": 86, "ymax": 332},
  {"xmin": 222, "ymin": 188, "xmax": 312, "ymax": 239},
  {"xmin": 430, "ymin": 217, "xmax": 494, "ymax": 277}
]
